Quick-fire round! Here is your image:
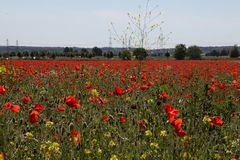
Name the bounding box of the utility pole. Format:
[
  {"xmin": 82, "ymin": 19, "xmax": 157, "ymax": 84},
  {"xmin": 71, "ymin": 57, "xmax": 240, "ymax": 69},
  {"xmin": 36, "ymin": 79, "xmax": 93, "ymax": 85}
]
[
  {"xmin": 6, "ymin": 39, "xmax": 9, "ymax": 54},
  {"xmin": 16, "ymin": 40, "xmax": 19, "ymax": 53}
]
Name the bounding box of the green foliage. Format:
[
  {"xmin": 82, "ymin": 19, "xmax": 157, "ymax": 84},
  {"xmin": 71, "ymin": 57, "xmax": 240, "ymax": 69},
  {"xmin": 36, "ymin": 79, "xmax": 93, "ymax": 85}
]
[
  {"xmin": 174, "ymin": 44, "xmax": 187, "ymax": 60},
  {"xmin": 133, "ymin": 48, "xmax": 148, "ymax": 60},
  {"xmin": 120, "ymin": 50, "xmax": 132, "ymax": 60},
  {"xmin": 187, "ymin": 45, "xmax": 202, "ymax": 60},
  {"xmin": 164, "ymin": 52, "xmax": 170, "ymax": 58},
  {"xmin": 92, "ymin": 47, "xmax": 103, "ymax": 56},
  {"xmin": 230, "ymin": 45, "xmax": 239, "ymax": 58},
  {"xmin": 104, "ymin": 51, "xmax": 114, "ymax": 59}
]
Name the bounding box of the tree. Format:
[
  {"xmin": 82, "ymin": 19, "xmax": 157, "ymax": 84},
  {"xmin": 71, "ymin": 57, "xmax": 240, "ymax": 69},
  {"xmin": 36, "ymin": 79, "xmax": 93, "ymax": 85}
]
[
  {"xmin": 105, "ymin": 51, "xmax": 114, "ymax": 58},
  {"xmin": 174, "ymin": 44, "xmax": 187, "ymax": 60},
  {"xmin": 92, "ymin": 47, "xmax": 103, "ymax": 56},
  {"xmin": 133, "ymin": 48, "xmax": 148, "ymax": 60},
  {"xmin": 17, "ymin": 52, "xmax": 23, "ymax": 59},
  {"xmin": 187, "ymin": 45, "xmax": 202, "ymax": 60},
  {"xmin": 80, "ymin": 49, "xmax": 89, "ymax": 58},
  {"xmin": 50, "ymin": 53, "xmax": 56, "ymax": 59},
  {"xmin": 206, "ymin": 50, "xmax": 220, "ymax": 57},
  {"xmin": 220, "ymin": 49, "xmax": 229, "ymax": 56},
  {"xmin": 23, "ymin": 51, "xmax": 29, "ymax": 58},
  {"xmin": 230, "ymin": 45, "xmax": 239, "ymax": 58},
  {"xmin": 63, "ymin": 47, "xmax": 70, "ymax": 53},
  {"xmin": 120, "ymin": 50, "xmax": 132, "ymax": 60},
  {"xmin": 164, "ymin": 51, "xmax": 170, "ymax": 58},
  {"xmin": 40, "ymin": 51, "xmax": 46, "ymax": 58}
]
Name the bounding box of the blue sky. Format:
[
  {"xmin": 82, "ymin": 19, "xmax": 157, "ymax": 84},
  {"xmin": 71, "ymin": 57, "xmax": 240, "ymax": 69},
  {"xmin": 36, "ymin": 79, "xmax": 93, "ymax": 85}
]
[{"xmin": 0, "ymin": 0, "xmax": 239, "ymax": 48}]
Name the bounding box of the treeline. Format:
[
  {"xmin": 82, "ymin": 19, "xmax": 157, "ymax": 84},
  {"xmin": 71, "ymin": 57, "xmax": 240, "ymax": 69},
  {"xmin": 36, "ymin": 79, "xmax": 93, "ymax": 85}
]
[
  {"xmin": 0, "ymin": 46, "xmax": 115, "ymax": 60},
  {"xmin": 0, "ymin": 45, "xmax": 239, "ymax": 60},
  {"xmin": 173, "ymin": 44, "xmax": 239, "ymax": 60}
]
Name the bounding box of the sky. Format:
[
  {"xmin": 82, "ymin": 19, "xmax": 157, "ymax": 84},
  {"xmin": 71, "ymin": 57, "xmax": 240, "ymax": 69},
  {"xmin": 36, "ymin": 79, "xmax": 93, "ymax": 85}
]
[{"xmin": 0, "ymin": 0, "xmax": 239, "ymax": 48}]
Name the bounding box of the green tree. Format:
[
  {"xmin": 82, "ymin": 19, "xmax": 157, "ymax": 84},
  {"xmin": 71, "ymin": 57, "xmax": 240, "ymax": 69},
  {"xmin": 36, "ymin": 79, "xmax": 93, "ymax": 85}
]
[
  {"xmin": 106, "ymin": 51, "xmax": 114, "ymax": 59},
  {"xmin": 164, "ymin": 51, "xmax": 170, "ymax": 58},
  {"xmin": 63, "ymin": 47, "xmax": 70, "ymax": 53},
  {"xmin": 120, "ymin": 50, "xmax": 132, "ymax": 60},
  {"xmin": 230, "ymin": 45, "xmax": 239, "ymax": 58},
  {"xmin": 92, "ymin": 47, "xmax": 103, "ymax": 56},
  {"xmin": 174, "ymin": 44, "xmax": 187, "ymax": 60},
  {"xmin": 133, "ymin": 48, "xmax": 148, "ymax": 60},
  {"xmin": 17, "ymin": 52, "xmax": 23, "ymax": 59},
  {"xmin": 220, "ymin": 49, "xmax": 229, "ymax": 56},
  {"xmin": 187, "ymin": 45, "xmax": 202, "ymax": 60},
  {"xmin": 80, "ymin": 49, "xmax": 88, "ymax": 58}
]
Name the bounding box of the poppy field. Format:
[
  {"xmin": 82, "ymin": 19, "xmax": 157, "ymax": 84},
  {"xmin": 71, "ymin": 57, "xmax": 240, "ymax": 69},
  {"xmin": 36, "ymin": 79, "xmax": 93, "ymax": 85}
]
[{"xmin": 0, "ymin": 60, "xmax": 239, "ymax": 160}]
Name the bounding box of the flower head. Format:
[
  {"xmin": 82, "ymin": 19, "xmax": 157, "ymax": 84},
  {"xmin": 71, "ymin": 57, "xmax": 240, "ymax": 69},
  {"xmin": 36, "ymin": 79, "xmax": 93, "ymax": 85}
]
[{"xmin": 66, "ymin": 96, "xmax": 80, "ymax": 109}]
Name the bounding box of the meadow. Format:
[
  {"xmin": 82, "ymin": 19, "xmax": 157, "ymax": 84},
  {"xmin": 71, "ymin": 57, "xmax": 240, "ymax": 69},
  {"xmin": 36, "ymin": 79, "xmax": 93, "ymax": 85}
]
[{"xmin": 0, "ymin": 60, "xmax": 239, "ymax": 160}]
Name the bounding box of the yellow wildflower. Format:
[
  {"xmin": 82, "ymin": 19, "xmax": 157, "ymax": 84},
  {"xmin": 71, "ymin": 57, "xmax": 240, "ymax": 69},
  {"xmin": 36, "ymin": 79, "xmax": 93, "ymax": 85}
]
[
  {"xmin": 109, "ymin": 140, "xmax": 116, "ymax": 147},
  {"xmin": 150, "ymin": 142, "xmax": 159, "ymax": 149},
  {"xmin": 48, "ymin": 142, "xmax": 60, "ymax": 153},
  {"xmin": 147, "ymin": 99, "xmax": 154, "ymax": 105},
  {"xmin": 0, "ymin": 66, "xmax": 6, "ymax": 74},
  {"xmin": 110, "ymin": 154, "xmax": 118, "ymax": 160},
  {"xmin": 104, "ymin": 132, "xmax": 111, "ymax": 138},
  {"xmin": 25, "ymin": 132, "xmax": 33, "ymax": 139},
  {"xmin": 46, "ymin": 121, "xmax": 54, "ymax": 128},
  {"xmin": 159, "ymin": 130, "xmax": 168, "ymax": 137},
  {"xmin": 140, "ymin": 153, "xmax": 147, "ymax": 160},
  {"xmin": 84, "ymin": 149, "xmax": 92, "ymax": 155},
  {"xmin": 145, "ymin": 130, "xmax": 152, "ymax": 137},
  {"xmin": 90, "ymin": 89, "xmax": 99, "ymax": 96},
  {"xmin": 40, "ymin": 144, "xmax": 47, "ymax": 151},
  {"xmin": 97, "ymin": 148, "xmax": 102, "ymax": 155},
  {"xmin": 213, "ymin": 153, "xmax": 221, "ymax": 160},
  {"xmin": 203, "ymin": 115, "xmax": 211, "ymax": 124}
]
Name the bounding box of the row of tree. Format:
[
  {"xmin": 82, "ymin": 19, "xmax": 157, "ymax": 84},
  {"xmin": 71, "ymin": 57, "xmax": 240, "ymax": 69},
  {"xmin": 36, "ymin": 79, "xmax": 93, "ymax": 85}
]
[
  {"xmin": 173, "ymin": 44, "xmax": 239, "ymax": 60},
  {"xmin": 1, "ymin": 45, "xmax": 238, "ymax": 60}
]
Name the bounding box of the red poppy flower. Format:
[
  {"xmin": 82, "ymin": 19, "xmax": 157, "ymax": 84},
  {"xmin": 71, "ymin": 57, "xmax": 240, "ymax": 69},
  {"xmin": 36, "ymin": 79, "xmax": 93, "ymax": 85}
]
[
  {"xmin": 211, "ymin": 116, "xmax": 223, "ymax": 126},
  {"xmin": 66, "ymin": 96, "xmax": 80, "ymax": 109},
  {"xmin": 172, "ymin": 118, "xmax": 182, "ymax": 128},
  {"xmin": 101, "ymin": 115, "xmax": 110, "ymax": 122},
  {"xmin": 120, "ymin": 116, "xmax": 127, "ymax": 123},
  {"xmin": 141, "ymin": 85, "xmax": 148, "ymax": 90},
  {"xmin": 34, "ymin": 104, "xmax": 45, "ymax": 111},
  {"xmin": 29, "ymin": 110, "xmax": 39, "ymax": 124},
  {"xmin": 208, "ymin": 85, "xmax": 216, "ymax": 92},
  {"xmin": 3, "ymin": 102, "xmax": 12, "ymax": 111},
  {"xmin": 11, "ymin": 105, "xmax": 21, "ymax": 112},
  {"xmin": 175, "ymin": 127, "xmax": 187, "ymax": 137},
  {"xmin": 75, "ymin": 65, "xmax": 80, "ymax": 71},
  {"xmin": 57, "ymin": 105, "xmax": 65, "ymax": 112},
  {"xmin": 159, "ymin": 92, "xmax": 168, "ymax": 99},
  {"xmin": 114, "ymin": 87, "xmax": 124, "ymax": 96},
  {"xmin": 22, "ymin": 96, "xmax": 30, "ymax": 104},
  {"xmin": 70, "ymin": 130, "xmax": 81, "ymax": 144},
  {"xmin": 147, "ymin": 81, "xmax": 154, "ymax": 86},
  {"xmin": 0, "ymin": 85, "xmax": 6, "ymax": 96}
]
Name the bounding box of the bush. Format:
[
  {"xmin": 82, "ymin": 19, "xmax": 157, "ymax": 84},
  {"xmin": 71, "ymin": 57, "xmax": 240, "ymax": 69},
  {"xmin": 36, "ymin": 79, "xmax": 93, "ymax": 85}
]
[
  {"xmin": 133, "ymin": 48, "xmax": 148, "ymax": 60},
  {"xmin": 187, "ymin": 45, "xmax": 202, "ymax": 60},
  {"xmin": 230, "ymin": 45, "xmax": 239, "ymax": 58},
  {"xmin": 174, "ymin": 44, "xmax": 187, "ymax": 60},
  {"xmin": 120, "ymin": 50, "xmax": 132, "ymax": 60}
]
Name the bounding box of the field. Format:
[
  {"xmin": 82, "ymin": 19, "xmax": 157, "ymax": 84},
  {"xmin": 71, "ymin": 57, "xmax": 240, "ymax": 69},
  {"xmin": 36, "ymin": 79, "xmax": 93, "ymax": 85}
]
[{"xmin": 0, "ymin": 60, "xmax": 239, "ymax": 160}]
